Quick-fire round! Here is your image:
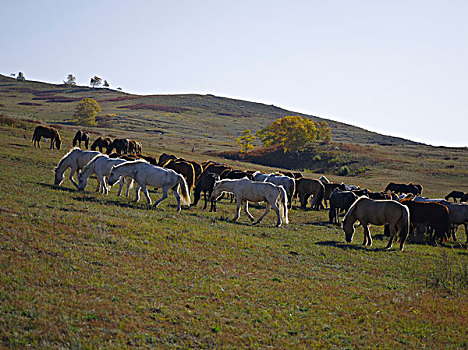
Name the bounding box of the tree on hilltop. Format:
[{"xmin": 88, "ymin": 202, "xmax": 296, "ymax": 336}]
[
  {"xmin": 64, "ymin": 74, "xmax": 76, "ymax": 86},
  {"xmin": 73, "ymin": 98, "xmax": 101, "ymax": 126},
  {"xmin": 103, "ymin": 80, "xmax": 109, "ymax": 88},
  {"xmin": 16, "ymin": 72, "xmax": 25, "ymax": 81},
  {"xmin": 90, "ymin": 76, "xmax": 102, "ymax": 88}
]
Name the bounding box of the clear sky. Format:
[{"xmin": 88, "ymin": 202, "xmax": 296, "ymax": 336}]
[{"xmin": 1, "ymin": 0, "xmax": 467, "ymax": 147}]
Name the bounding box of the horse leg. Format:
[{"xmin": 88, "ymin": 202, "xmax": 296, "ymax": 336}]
[
  {"xmin": 255, "ymin": 202, "xmax": 272, "ymax": 225},
  {"xmin": 116, "ymin": 177, "xmax": 125, "ymax": 196},
  {"xmin": 69, "ymin": 167, "xmax": 79, "ymax": 188},
  {"xmin": 172, "ymin": 188, "xmax": 182, "ymax": 212},
  {"xmin": 125, "ymin": 178, "xmax": 133, "ymax": 197},
  {"xmin": 362, "ymin": 224, "xmax": 372, "ymax": 246},
  {"xmin": 272, "ymin": 202, "xmax": 282, "ymax": 227},
  {"xmin": 243, "ymin": 201, "xmax": 255, "ymax": 222},
  {"xmin": 385, "ymin": 224, "xmax": 396, "ymax": 250},
  {"xmin": 135, "ymin": 185, "xmax": 141, "ymax": 202},
  {"xmin": 138, "ymin": 186, "xmax": 152, "ymax": 205},
  {"xmin": 233, "ymin": 198, "xmax": 242, "ymax": 221},
  {"xmin": 153, "ymin": 188, "xmax": 168, "ymax": 208}
]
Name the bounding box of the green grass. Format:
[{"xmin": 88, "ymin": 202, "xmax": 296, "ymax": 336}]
[{"xmin": 0, "ymin": 123, "xmax": 467, "ymax": 348}]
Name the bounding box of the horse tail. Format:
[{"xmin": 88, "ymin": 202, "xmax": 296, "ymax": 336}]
[
  {"xmin": 186, "ymin": 163, "xmax": 195, "ymax": 192},
  {"xmin": 177, "ymin": 174, "xmax": 191, "ymax": 206},
  {"xmin": 278, "ymin": 185, "xmax": 289, "ymax": 225},
  {"xmin": 399, "ymin": 205, "xmax": 410, "ymax": 251}
]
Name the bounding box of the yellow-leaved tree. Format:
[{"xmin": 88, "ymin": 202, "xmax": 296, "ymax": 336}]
[
  {"xmin": 73, "ymin": 98, "xmax": 101, "ymax": 126},
  {"xmin": 256, "ymin": 115, "xmax": 329, "ymax": 153},
  {"xmin": 236, "ymin": 129, "xmax": 256, "ymax": 154}
]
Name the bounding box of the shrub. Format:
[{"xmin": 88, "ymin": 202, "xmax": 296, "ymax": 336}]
[
  {"xmin": 338, "ymin": 165, "xmax": 350, "ymax": 176},
  {"xmin": 313, "ymin": 155, "xmax": 321, "ymax": 161}
]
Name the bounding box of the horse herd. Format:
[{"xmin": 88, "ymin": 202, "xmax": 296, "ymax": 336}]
[{"xmin": 33, "ymin": 125, "xmax": 468, "ymax": 251}]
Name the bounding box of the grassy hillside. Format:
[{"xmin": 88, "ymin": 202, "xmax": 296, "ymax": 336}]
[{"xmin": 0, "ymin": 75, "xmax": 467, "ymax": 347}]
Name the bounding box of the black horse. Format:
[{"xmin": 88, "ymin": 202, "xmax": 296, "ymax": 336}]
[
  {"xmin": 192, "ymin": 172, "xmax": 220, "ymax": 211},
  {"xmin": 385, "ymin": 182, "xmax": 422, "ymax": 195},
  {"xmin": 106, "ymin": 138, "xmax": 129, "ymax": 154},
  {"xmin": 91, "ymin": 137, "xmax": 112, "ymax": 153},
  {"xmin": 72, "ymin": 130, "xmax": 90, "ymax": 149},
  {"xmin": 445, "ymin": 190, "xmax": 466, "ymax": 202}
]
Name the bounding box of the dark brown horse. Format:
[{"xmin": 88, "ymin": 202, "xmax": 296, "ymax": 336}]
[
  {"xmin": 329, "ymin": 189, "xmax": 358, "ymax": 225},
  {"xmin": 32, "ymin": 125, "xmax": 61, "ymax": 150},
  {"xmin": 203, "ymin": 162, "xmax": 232, "ymax": 176},
  {"xmin": 295, "ymin": 178, "xmax": 324, "ymax": 210},
  {"xmin": 107, "ymin": 138, "xmax": 129, "ymax": 154},
  {"xmin": 192, "ymin": 172, "xmax": 220, "ymax": 211},
  {"xmin": 91, "ymin": 137, "xmax": 112, "ymax": 153},
  {"xmin": 128, "ymin": 140, "xmax": 143, "ymax": 154},
  {"xmin": 137, "ymin": 154, "xmax": 158, "ymax": 165},
  {"xmin": 461, "ymin": 193, "xmax": 468, "ymax": 203},
  {"xmin": 323, "ymin": 183, "xmax": 347, "ymax": 208},
  {"xmin": 158, "ymin": 153, "xmax": 177, "ymax": 166},
  {"xmin": 72, "ymin": 130, "xmax": 90, "ymax": 149},
  {"xmin": 445, "ymin": 190, "xmax": 466, "ymax": 203},
  {"xmin": 400, "ymin": 198, "xmax": 451, "ymax": 243},
  {"xmin": 385, "ymin": 182, "xmax": 422, "ymax": 195}
]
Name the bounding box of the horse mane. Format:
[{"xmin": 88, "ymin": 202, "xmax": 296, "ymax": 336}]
[
  {"xmin": 342, "ymin": 196, "xmax": 367, "ymax": 223},
  {"xmin": 53, "ymin": 147, "xmax": 81, "ymax": 172},
  {"xmin": 82, "ymin": 154, "xmax": 107, "ymax": 173},
  {"xmin": 113, "ymin": 159, "xmax": 147, "ymax": 169}
]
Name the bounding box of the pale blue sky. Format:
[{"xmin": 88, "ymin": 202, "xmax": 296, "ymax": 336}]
[{"xmin": 1, "ymin": 0, "xmax": 467, "ymax": 146}]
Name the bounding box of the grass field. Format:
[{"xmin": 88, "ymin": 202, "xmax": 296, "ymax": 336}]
[{"xmin": 0, "ymin": 121, "xmax": 467, "ymax": 348}]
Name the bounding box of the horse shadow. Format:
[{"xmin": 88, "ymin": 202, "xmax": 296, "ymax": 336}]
[
  {"xmin": 10, "ymin": 143, "xmax": 29, "ymax": 148},
  {"xmin": 315, "ymin": 240, "xmax": 387, "ymax": 252},
  {"xmin": 37, "ymin": 182, "xmax": 77, "ymax": 193},
  {"xmin": 72, "ymin": 194, "xmax": 145, "ymax": 210}
]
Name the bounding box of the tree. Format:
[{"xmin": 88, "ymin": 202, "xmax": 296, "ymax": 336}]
[
  {"xmin": 256, "ymin": 115, "xmax": 324, "ymax": 153},
  {"xmin": 16, "ymin": 72, "xmax": 25, "ymax": 81},
  {"xmin": 73, "ymin": 98, "xmax": 101, "ymax": 126},
  {"xmin": 236, "ymin": 129, "xmax": 256, "ymax": 154},
  {"xmin": 90, "ymin": 76, "xmax": 102, "ymax": 88},
  {"xmin": 64, "ymin": 74, "xmax": 76, "ymax": 86},
  {"xmin": 103, "ymin": 80, "xmax": 109, "ymax": 87}
]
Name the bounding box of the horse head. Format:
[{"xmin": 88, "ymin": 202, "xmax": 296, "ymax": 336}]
[
  {"xmin": 77, "ymin": 173, "xmax": 87, "ymax": 191},
  {"xmin": 209, "ymin": 181, "xmax": 224, "ymax": 201},
  {"xmin": 107, "ymin": 166, "xmax": 121, "ymax": 186},
  {"xmin": 55, "ymin": 135, "xmax": 62, "ymax": 150},
  {"xmin": 342, "ymin": 217, "xmax": 355, "ymax": 243},
  {"xmin": 53, "ymin": 168, "xmax": 64, "ymax": 186}
]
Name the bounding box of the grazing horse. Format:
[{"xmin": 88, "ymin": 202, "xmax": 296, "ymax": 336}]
[
  {"xmin": 107, "ymin": 138, "xmax": 129, "ymax": 154},
  {"xmin": 162, "ymin": 159, "xmax": 196, "ymax": 194},
  {"xmin": 77, "ymin": 154, "xmax": 134, "ymax": 196},
  {"xmin": 295, "ymin": 178, "xmax": 324, "ymax": 210},
  {"xmin": 72, "ymin": 130, "xmax": 90, "ymax": 149},
  {"xmin": 210, "ymin": 178, "xmax": 289, "ymax": 227},
  {"xmin": 192, "ymin": 172, "xmax": 220, "ymax": 211},
  {"xmin": 32, "ymin": 125, "xmax": 62, "ymax": 150},
  {"xmin": 385, "ymin": 182, "xmax": 421, "ymax": 195},
  {"xmin": 91, "ymin": 137, "xmax": 112, "ymax": 153},
  {"xmin": 399, "ymin": 198, "xmax": 450, "ymax": 243},
  {"xmin": 137, "ymin": 154, "xmax": 158, "ymax": 165},
  {"xmin": 445, "ymin": 190, "xmax": 466, "ymax": 203},
  {"xmin": 263, "ymin": 174, "xmax": 295, "ymax": 209},
  {"xmin": 342, "ymin": 197, "xmax": 410, "ymax": 251},
  {"xmin": 108, "ymin": 161, "xmax": 191, "ymax": 212},
  {"xmin": 53, "ymin": 148, "xmax": 102, "ymax": 188},
  {"xmin": 329, "ymin": 190, "xmax": 358, "ymax": 225}
]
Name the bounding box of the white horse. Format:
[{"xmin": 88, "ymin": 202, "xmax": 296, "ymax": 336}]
[
  {"xmin": 108, "ymin": 160, "xmax": 191, "ymax": 212},
  {"xmin": 342, "ymin": 196, "xmax": 410, "ymax": 251},
  {"xmin": 77, "ymin": 154, "xmax": 134, "ymax": 196},
  {"xmin": 264, "ymin": 174, "xmax": 295, "ymax": 209},
  {"xmin": 54, "ymin": 147, "xmax": 102, "ymax": 188},
  {"xmin": 210, "ymin": 178, "xmax": 289, "ymax": 227},
  {"xmin": 252, "ymin": 171, "xmax": 269, "ymax": 182}
]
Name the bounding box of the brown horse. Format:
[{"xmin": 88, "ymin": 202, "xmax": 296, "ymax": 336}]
[
  {"xmin": 91, "ymin": 137, "xmax": 112, "ymax": 153},
  {"xmin": 162, "ymin": 159, "xmax": 196, "ymax": 193},
  {"xmin": 192, "ymin": 172, "xmax": 220, "ymax": 211},
  {"xmin": 72, "ymin": 130, "xmax": 90, "ymax": 149},
  {"xmin": 445, "ymin": 190, "xmax": 466, "ymax": 203},
  {"xmin": 203, "ymin": 162, "xmax": 232, "ymax": 176},
  {"xmin": 385, "ymin": 182, "xmax": 422, "ymax": 195},
  {"xmin": 187, "ymin": 160, "xmax": 203, "ymax": 181},
  {"xmin": 137, "ymin": 154, "xmax": 158, "ymax": 165},
  {"xmin": 158, "ymin": 153, "xmax": 177, "ymax": 166},
  {"xmin": 295, "ymin": 178, "xmax": 324, "ymax": 210},
  {"xmin": 32, "ymin": 125, "xmax": 61, "ymax": 150},
  {"xmin": 400, "ymin": 198, "xmax": 450, "ymax": 243},
  {"xmin": 107, "ymin": 138, "xmax": 129, "ymax": 154},
  {"xmin": 323, "ymin": 183, "xmax": 347, "ymax": 208},
  {"xmin": 128, "ymin": 140, "xmax": 143, "ymax": 154}
]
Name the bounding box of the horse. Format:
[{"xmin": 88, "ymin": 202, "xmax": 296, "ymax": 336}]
[
  {"xmin": 329, "ymin": 190, "xmax": 358, "ymax": 225},
  {"xmin": 462, "ymin": 193, "xmax": 468, "ymax": 203},
  {"xmin": 385, "ymin": 182, "xmax": 421, "ymax": 195},
  {"xmin": 53, "ymin": 148, "xmax": 102, "ymax": 188},
  {"xmin": 161, "ymin": 159, "xmax": 196, "ymax": 194},
  {"xmin": 342, "ymin": 197, "xmax": 410, "ymax": 251},
  {"xmin": 367, "ymin": 191, "xmax": 392, "ymax": 200},
  {"xmin": 323, "ymin": 183, "xmax": 347, "ymax": 208},
  {"xmin": 158, "ymin": 153, "xmax": 177, "ymax": 166},
  {"xmin": 252, "ymin": 171, "xmax": 269, "ymax": 182},
  {"xmin": 209, "ymin": 178, "xmax": 289, "ymax": 227},
  {"xmin": 91, "ymin": 137, "xmax": 112, "ymax": 153},
  {"xmin": 137, "ymin": 154, "xmax": 158, "ymax": 165},
  {"xmin": 72, "ymin": 130, "xmax": 90, "ymax": 149},
  {"xmin": 107, "ymin": 138, "xmax": 129, "ymax": 154},
  {"xmin": 108, "ymin": 160, "xmax": 191, "ymax": 212},
  {"xmin": 77, "ymin": 154, "xmax": 134, "ymax": 196},
  {"xmin": 295, "ymin": 178, "xmax": 324, "ymax": 210},
  {"xmin": 203, "ymin": 162, "xmax": 232, "ymax": 176},
  {"xmin": 187, "ymin": 160, "xmax": 203, "ymax": 181},
  {"xmin": 319, "ymin": 175, "xmax": 330, "ymax": 184},
  {"xmin": 192, "ymin": 172, "xmax": 220, "ymax": 211},
  {"xmin": 128, "ymin": 140, "xmax": 142, "ymax": 154},
  {"xmin": 263, "ymin": 174, "xmax": 295, "ymax": 209},
  {"xmin": 32, "ymin": 125, "xmax": 62, "ymax": 150},
  {"xmin": 445, "ymin": 190, "xmax": 466, "ymax": 202},
  {"xmin": 399, "ymin": 198, "xmax": 451, "ymax": 244}
]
